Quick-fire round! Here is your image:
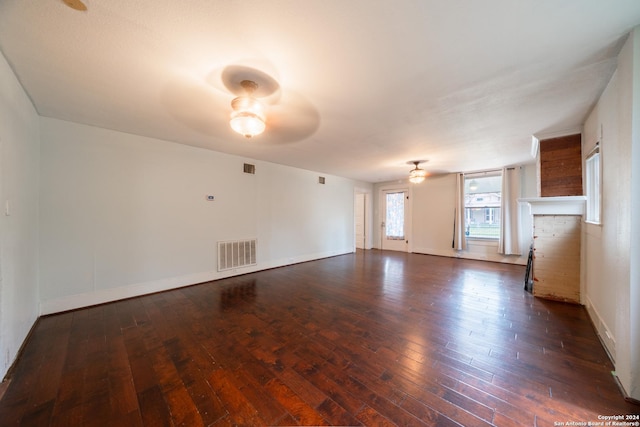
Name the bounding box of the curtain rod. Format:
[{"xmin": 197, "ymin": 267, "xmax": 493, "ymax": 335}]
[
  {"xmin": 463, "ymin": 168, "xmax": 502, "ymax": 177},
  {"xmin": 462, "ymin": 166, "xmax": 519, "ymax": 176}
]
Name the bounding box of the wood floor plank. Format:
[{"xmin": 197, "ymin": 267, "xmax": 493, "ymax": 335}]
[
  {"xmin": 1, "ymin": 250, "xmax": 638, "ymax": 426},
  {"xmin": 230, "ymin": 366, "xmax": 289, "ymax": 425},
  {"xmin": 277, "ymin": 367, "xmax": 328, "ymax": 408},
  {"xmin": 163, "ymin": 384, "xmax": 205, "ymax": 427},
  {"xmin": 264, "ymin": 377, "xmax": 329, "ymax": 426},
  {"xmin": 137, "ymin": 386, "xmax": 172, "ymax": 427},
  {"xmin": 184, "ymin": 376, "xmax": 227, "ymax": 425},
  {"xmin": 355, "ymin": 404, "xmax": 398, "ymax": 427},
  {"xmin": 108, "ymin": 336, "xmax": 139, "ymax": 418},
  {"xmin": 208, "ymin": 369, "xmax": 265, "ymax": 426}
]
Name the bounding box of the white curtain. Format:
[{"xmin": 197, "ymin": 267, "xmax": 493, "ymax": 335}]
[
  {"xmin": 453, "ymin": 173, "xmax": 467, "ymax": 251},
  {"xmin": 499, "ymin": 167, "xmax": 521, "ymax": 255}
]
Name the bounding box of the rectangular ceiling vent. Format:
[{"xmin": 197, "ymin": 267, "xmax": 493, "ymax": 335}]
[
  {"xmin": 243, "ymin": 163, "xmax": 256, "ymax": 174},
  {"xmin": 218, "ymin": 239, "xmax": 257, "ymax": 272},
  {"xmin": 318, "ymin": 176, "xmax": 326, "ymax": 184}
]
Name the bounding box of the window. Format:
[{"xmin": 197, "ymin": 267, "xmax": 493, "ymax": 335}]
[
  {"xmin": 385, "ymin": 192, "xmax": 405, "ymax": 240},
  {"xmin": 464, "ymin": 174, "xmax": 502, "ymax": 239},
  {"xmin": 585, "ymin": 145, "xmax": 601, "ymax": 223},
  {"xmin": 485, "ymin": 208, "xmax": 496, "ymax": 224}
]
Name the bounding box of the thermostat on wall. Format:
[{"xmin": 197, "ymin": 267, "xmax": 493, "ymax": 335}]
[{"xmin": 206, "ymin": 195, "xmax": 215, "ymax": 201}]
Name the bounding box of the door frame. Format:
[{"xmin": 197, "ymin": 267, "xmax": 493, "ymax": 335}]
[
  {"xmin": 353, "ymin": 187, "xmax": 373, "ymax": 251},
  {"xmin": 378, "ymin": 184, "xmax": 413, "ymax": 253},
  {"xmin": 354, "ymin": 192, "xmax": 366, "ymax": 250}
]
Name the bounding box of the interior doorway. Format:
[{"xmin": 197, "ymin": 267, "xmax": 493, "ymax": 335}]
[
  {"xmin": 354, "ymin": 193, "xmax": 366, "ymax": 249},
  {"xmin": 381, "ymin": 189, "xmax": 408, "ymax": 252}
]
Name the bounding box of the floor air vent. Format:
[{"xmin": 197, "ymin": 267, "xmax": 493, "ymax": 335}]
[{"xmin": 218, "ymin": 239, "xmax": 257, "ymax": 271}]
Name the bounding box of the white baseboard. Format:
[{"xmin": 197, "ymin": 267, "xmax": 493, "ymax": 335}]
[
  {"xmin": 411, "ymin": 247, "xmax": 454, "ymax": 258},
  {"xmin": 412, "ymin": 246, "xmax": 527, "ymax": 265},
  {"xmin": 39, "ymin": 271, "xmax": 219, "ymax": 315},
  {"xmin": 39, "ymin": 249, "xmax": 352, "ymax": 315},
  {"xmin": 584, "ymin": 295, "xmax": 617, "ymax": 362}
]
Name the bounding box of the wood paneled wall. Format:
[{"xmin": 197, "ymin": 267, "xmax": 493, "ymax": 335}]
[
  {"xmin": 532, "ymin": 215, "xmax": 581, "ymax": 303},
  {"xmin": 539, "ymin": 134, "xmax": 583, "ymax": 197}
]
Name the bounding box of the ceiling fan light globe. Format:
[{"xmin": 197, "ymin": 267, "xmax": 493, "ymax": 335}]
[
  {"xmin": 230, "ymin": 96, "xmax": 266, "ymax": 137},
  {"xmin": 409, "ymin": 166, "xmax": 427, "ymax": 184},
  {"xmin": 230, "ymin": 112, "xmax": 266, "ymax": 138},
  {"xmin": 231, "ymin": 96, "xmax": 265, "ymax": 119}
]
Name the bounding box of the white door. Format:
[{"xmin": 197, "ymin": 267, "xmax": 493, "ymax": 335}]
[
  {"xmin": 382, "ymin": 190, "xmax": 408, "ymax": 252},
  {"xmin": 355, "ymin": 193, "xmax": 366, "ymax": 249}
]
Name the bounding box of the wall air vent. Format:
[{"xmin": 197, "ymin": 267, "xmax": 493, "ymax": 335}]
[
  {"xmin": 318, "ymin": 176, "xmax": 326, "ymax": 184},
  {"xmin": 243, "ymin": 163, "xmax": 256, "ymax": 174},
  {"xmin": 218, "ymin": 239, "xmax": 257, "ymax": 271}
]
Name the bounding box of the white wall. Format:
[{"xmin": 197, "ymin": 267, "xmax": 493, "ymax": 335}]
[
  {"xmin": 373, "ymin": 164, "xmax": 536, "ymax": 265},
  {"xmin": 0, "ymin": 50, "xmax": 40, "ymax": 378},
  {"xmin": 583, "ymin": 71, "xmax": 620, "ymax": 359},
  {"xmin": 39, "ymin": 118, "xmax": 372, "ymax": 314},
  {"xmin": 582, "ymin": 27, "xmax": 640, "ymax": 400}
]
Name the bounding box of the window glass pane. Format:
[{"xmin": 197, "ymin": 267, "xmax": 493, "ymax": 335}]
[
  {"xmin": 586, "ymin": 152, "xmax": 600, "ymax": 223},
  {"xmin": 385, "ymin": 192, "xmax": 405, "ymax": 239},
  {"xmin": 464, "ymin": 175, "xmax": 501, "ymax": 239}
]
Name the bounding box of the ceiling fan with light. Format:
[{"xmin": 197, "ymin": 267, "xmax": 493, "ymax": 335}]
[
  {"xmin": 218, "ymin": 65, "xmax": 319, "ymax": 142},
  {"xmin": 229, "ymin": 80, "xmax": 267, "ymax": 138},
  {"xmin": 161, "ymin": 63, "xmax": 320, "ymax": 145},
  {"xmin": 408, "ymin": 160, "xmax": 428, "ymax": 183}
]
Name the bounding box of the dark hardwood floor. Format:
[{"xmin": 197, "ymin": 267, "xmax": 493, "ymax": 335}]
[{"xmin": 0, "ymin": 250, "xmax": 637, "ymax": 426}]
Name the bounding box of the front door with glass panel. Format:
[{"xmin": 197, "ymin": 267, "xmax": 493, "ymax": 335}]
[{"xmin": 382, "ymin": 190, "xmax": 408, "ymax": 252}]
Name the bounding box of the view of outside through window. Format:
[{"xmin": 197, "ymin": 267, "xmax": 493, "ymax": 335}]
[
  {"xmin": 465, "ymin": 175, "xmax": 502, "ymax": 239},
  {"xmin": 585, "ymin": 151, "xmax": 600, "ymax": 223},
  {"xmin": 385, "ymin": 192, "xmax": 405, "ymax": 239}
]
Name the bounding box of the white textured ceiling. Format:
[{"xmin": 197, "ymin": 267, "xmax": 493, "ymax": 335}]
[{"xmin": 1, "ymin": 1, "xmax": 640, "ymax": 182}]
